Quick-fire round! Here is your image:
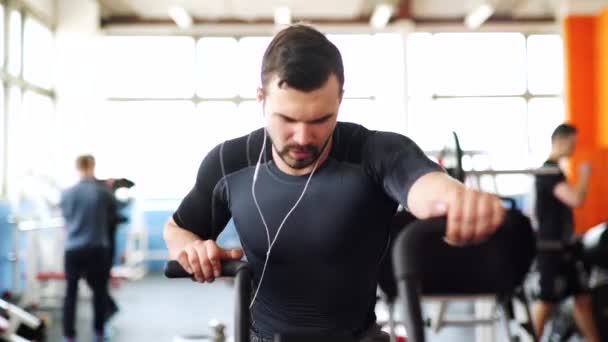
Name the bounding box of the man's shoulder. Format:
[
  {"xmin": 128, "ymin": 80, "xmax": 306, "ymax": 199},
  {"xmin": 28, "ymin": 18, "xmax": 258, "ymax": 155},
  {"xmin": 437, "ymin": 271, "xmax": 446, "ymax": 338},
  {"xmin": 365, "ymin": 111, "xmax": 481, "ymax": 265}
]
[
  {"xmin": 335, "ymin": 121, "xmax": 370, "ymax": 138},
  {"xmin": 195, "ymin": 128, "xmax": 264, "ymax": 181},
  {"xmin": 335, "ymin": 122, "xmax": 409, "ymax": 142},
  {"xmin": 333, "ymin": 122, "xmax": 416, "ymax": 163},
  {"xmin": 61, "ymin": 185, "xmax": 75, "ymax": 199},
  {"xmin": 536, "ymin": 160, "xmax": 565, "ymax": 184}
]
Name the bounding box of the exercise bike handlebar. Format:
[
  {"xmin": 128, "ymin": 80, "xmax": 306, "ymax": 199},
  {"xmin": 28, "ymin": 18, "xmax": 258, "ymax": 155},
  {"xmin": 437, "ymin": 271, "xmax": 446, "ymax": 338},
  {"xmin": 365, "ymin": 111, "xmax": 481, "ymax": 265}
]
[
  {"xmin": 164, "ymin": 259, "xmax": 249, "ymax": 279},
  {"xmin": 164, "ymin": 259, "xmax": 252, "ymax": 342}
]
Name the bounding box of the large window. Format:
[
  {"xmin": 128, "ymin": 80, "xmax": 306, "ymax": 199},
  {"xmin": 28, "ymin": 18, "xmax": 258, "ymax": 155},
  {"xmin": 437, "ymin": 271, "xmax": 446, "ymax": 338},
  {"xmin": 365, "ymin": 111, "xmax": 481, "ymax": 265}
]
[
  {"xmin": 8, "ymin": 9, "xmax": 21, "ymax": 76},
  {"xmin": 100, "ymin": 33, "xmax": 406, "ymax": 198},
  {"xmin": 0, "ymin": 5, "xmax": 4, "ymax": 192},
  {"xmin": 1, "ymin": 3, "xmax": 55, "ymax": 200},
  {"xmin": 24, "ymin": 17, "xmax": 54, "ymax": 89},
  {"xmin": 407, "ymin": 32, "xmax": 564, "ymax": 195}
]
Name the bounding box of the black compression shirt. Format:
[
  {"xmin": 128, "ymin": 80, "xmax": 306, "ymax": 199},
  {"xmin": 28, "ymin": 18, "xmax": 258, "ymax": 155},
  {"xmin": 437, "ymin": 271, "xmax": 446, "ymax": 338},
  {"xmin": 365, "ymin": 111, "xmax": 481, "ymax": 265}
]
[
  {"xmin": 535, "ymin": 160, "xmax": 574, "ymax": 241},
  {"xmin": 173, "ymin": 122, "xmax": 443, "ymax": 337}
]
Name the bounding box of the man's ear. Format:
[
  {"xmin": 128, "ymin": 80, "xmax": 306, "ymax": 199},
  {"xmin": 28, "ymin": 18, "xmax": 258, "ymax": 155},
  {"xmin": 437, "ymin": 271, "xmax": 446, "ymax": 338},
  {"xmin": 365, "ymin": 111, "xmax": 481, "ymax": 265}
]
[{"xmin": 257, "ymin": 87, "xmax": 264, "ymax": 103}]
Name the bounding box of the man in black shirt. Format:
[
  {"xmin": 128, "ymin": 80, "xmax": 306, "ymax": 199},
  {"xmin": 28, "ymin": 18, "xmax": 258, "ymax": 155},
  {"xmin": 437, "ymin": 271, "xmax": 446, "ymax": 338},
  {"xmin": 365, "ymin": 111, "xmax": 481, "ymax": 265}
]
[
  {"xmin": 164, "ymin": 24, "xmax": 506, "ymax": 341},
  {"xmin": 532, "ymin": 124, "xmax": 599, "ymax": 341}
]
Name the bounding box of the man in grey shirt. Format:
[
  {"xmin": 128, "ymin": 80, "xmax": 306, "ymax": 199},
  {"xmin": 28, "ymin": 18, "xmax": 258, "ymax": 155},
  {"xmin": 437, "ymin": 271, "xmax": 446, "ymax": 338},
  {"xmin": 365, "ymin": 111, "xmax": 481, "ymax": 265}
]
[{"xmin": 60, "ymin": 155, "xmax": 115, "ymax": 342}]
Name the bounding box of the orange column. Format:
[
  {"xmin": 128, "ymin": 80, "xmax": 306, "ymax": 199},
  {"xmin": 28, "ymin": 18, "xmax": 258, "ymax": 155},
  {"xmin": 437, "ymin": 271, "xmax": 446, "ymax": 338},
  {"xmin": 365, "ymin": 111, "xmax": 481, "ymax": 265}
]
[
  {"xmin": 596, "ymin": 9, "xmax": 608, "ymax": 228},
  {"xmin": 563, "ymin": 13, "xmax": 608, "ymax": 232},
  {"xmin": 599, "ymin": 8, "xmax": 608, "ymax": 147}
]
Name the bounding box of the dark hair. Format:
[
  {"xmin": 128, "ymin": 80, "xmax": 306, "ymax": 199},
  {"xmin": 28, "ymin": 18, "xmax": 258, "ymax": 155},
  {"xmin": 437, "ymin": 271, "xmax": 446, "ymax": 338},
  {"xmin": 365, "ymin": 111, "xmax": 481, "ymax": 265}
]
[
  {"xmin": 261, "ymin": 24, "xmax": 344, "ymax": 94},
  {"xmin": 551, "ymin": 123, "xmax": 578, "ymax": 141},
  {"xmin": 76, "ymin": 154, "xmax": 95, "ymax": 171}
]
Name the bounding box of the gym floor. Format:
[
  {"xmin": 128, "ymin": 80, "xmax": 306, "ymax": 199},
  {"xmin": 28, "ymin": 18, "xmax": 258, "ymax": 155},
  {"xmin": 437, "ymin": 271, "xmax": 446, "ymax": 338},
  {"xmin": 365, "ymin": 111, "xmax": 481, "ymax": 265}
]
[{"xmin": 45, "ymin": 274, "xmax": 479, "ymax": 342}]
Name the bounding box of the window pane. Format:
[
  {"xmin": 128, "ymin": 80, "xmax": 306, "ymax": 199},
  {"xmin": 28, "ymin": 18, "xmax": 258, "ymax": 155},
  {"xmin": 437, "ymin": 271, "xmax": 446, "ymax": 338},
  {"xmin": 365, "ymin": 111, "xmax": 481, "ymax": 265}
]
[
  {"xmin": 339, "ymin": 99, "xmax": 376, "ymax": 128},
  {"xmin": 237, "ymin": 101, "xmax": 266, "ymax": 134},
  {"xmin": 407, "ymin": 33, "xmax": 434, "ymax": 97},
  {"xmin": 6, "ymin": 87, "xmax": 21, "ymax": 202},
  {"xmin": 102, "ymin": 36, "xmax": 195, "ymax": 98},
  {"xmin": 21, "ymin": 92, "xmax": 55, "ymax": 176},
  {"xmin": 527, "ymin": 35, "xmax": 564, "ymax": 95},
  {"xmin": 527, "ymin": 98, "xmax": 565, "ymax": 166},
  {"xmin": 92, "ymin": 101, "xmax": 196, "ymax": 198},
  {"xmin": 407, "ymin": 99, "xmax": 439, "ymax": 151},
  {"xmin": 0, "ymin": 86, "xmax": 4, "ymax": 193},
  {"xmin": 340, "ymin": 99, "xmax": 405, "ymax": 133},
  {"xmin": 327, "ymin": 34, "xmax": 375, "ymax": 97},
  {"xmin": 24, "ymin": 17, "xmax": 54, "ymax": 89},
  {"xmin": 195, "ymin": 102, "xmax": 241, "ymax": 150},
  {"xmin": 433, "ymin": 33, "xmax": 527, "ymax": 96},
  {"xmin": 8, "ymin": 10, "xmax": 22, "ymax": 76},
  {"xmin": 238, "ymin": 37, "xmax": 272, "ymax": 98},
  {"xmin": 0, "ymin": 6, "xmax": 4, "ymax": 69},
  {"xmin": 437, "ymin": 98, "xmax": 528, "ymax": 162},
  {"xmin": 196, "ymin": 38, "xmax": 238, "ymax": 98},
  {"xmin": 409, "ymin": 97, "xmax": 528, "ymax": 166},
  {"xmin": 372, "ymin": 33, "xmax": 406, "ymax": 101}
]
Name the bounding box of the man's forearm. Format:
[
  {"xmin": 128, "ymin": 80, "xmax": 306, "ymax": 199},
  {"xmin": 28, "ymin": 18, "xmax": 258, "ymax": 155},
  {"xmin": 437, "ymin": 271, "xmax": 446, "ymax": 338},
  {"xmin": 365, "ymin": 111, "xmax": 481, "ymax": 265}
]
[
  {"xmin": 407, "ymin": 172, "xmax": 463, "ymax": 219},
  {"xmin": 575, "ymin": 173, "xmax": 590, "ymax": 203},
  {"xmin": 163, "ymin": 220, "xmax": 203, "ymax": 259}
]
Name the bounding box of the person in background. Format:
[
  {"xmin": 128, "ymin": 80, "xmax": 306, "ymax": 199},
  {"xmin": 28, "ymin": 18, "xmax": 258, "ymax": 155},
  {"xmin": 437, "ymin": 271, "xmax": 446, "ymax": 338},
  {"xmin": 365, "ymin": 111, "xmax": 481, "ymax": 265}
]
[
  {"xmin": 98, "ymin": 177, "xmax": 134, "ymax": 323},
  {"xmin": 60, "ymin": 155, "xmax": 114, "ymax": 342},
  {"xmin": 532, "ymin": 123, "xmax": 599, "ymax": 342}
]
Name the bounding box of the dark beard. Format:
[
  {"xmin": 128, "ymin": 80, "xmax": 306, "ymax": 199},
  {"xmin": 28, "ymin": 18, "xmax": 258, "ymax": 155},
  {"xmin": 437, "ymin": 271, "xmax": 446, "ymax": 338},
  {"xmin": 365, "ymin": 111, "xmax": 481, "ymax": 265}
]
[{"xmin": 269, "ymin": 133, "xmax": 335, "ymax": 170}]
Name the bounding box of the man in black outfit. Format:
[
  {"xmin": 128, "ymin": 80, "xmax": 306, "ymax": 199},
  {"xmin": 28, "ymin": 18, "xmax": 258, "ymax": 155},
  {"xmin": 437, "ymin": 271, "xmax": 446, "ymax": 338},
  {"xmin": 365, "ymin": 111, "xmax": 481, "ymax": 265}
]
[
  {"xmin": 164, "ymin": 24, "xmax": 506, "ymax": 342},
  {"xmin": 532, "ymin": 123, "xmax": 599, "ymax": 342},
  {"xmin": 98, "ymin": 177, "xmax": 134, "ymax": 322}
]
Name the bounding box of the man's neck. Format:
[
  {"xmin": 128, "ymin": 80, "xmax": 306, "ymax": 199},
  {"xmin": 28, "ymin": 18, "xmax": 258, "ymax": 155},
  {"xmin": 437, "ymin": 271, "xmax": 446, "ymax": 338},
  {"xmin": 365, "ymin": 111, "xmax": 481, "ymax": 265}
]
[
  {"xmin": 548, "ymin": 151, "xmax": 562, "ymax": 162},
  {"xmin": 80, "ymin": 173, "xmax": 95, "ymax": 180}
]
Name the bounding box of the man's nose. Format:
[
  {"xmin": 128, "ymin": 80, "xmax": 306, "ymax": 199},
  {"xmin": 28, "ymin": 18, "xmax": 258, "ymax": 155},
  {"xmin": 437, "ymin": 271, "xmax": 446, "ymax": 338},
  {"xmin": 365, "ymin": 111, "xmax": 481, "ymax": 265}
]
[{"xmin": 292, "ymin": 123, "xmax": 314, "ymax": 146}]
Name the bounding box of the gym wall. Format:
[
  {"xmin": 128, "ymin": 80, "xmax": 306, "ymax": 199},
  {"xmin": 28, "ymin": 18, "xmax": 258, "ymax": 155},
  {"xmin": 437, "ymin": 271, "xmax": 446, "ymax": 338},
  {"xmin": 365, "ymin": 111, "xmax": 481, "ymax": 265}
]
[{"xmin": 563, "ymin": 7, "xmax": 608, "ymax": 232}]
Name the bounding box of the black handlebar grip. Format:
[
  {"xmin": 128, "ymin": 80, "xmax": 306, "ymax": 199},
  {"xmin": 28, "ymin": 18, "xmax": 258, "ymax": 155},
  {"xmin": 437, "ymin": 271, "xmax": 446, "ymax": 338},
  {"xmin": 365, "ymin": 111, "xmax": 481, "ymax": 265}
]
[
  {"xmin": 164, "ymin": 260, "xmax": 249, "ymax": 279},
  {"xmin": 164, "ymin": 260, "xmax": 191, "ymax": 278}
]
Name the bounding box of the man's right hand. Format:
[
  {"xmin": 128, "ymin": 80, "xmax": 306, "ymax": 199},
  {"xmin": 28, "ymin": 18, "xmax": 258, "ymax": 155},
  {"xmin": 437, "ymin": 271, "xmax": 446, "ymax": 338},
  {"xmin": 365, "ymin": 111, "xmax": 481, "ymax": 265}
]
[
  {"xmin": 176, "ymin": 240, "xmax": 244, "ymax": 283},
  {"xmin": 579, "ymin": 161, "xmax": 592, "ymax": 178}
]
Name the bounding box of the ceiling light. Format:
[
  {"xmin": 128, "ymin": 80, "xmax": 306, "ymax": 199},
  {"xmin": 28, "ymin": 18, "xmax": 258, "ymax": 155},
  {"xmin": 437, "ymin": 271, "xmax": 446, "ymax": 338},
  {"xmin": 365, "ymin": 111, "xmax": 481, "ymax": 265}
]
[
  {"xmin": 274, "ymin": 6, "xmax": 292, "ymax": 26},
  {"xmin": 370, "ymin": 3, "xmax": 394, "ymax": 29},
  {"xmin": 465, "ymin": 3, "xmax": 495, "ymax": 29},
  {"xmin": 169, "ymin": 6, "xmax": 193, "ymax": 29}
]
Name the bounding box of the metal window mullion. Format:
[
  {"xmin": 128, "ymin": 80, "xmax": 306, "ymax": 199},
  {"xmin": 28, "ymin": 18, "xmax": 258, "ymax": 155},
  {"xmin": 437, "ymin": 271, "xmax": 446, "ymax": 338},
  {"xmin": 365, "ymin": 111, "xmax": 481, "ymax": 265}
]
[
  {"xmin": 432, "ymin": 93, "xmax": 560, "ymax": 100},
  {"xmin": 0, "ymin": 71, "xmax": 53, "ymax": 96},
  {"xmin": 1, "ymin": 0, "xmax": 9, "ymax": 197},
  {"xmin": 105, "ymin": 95, "xmax": 375, "ymax": 103}
]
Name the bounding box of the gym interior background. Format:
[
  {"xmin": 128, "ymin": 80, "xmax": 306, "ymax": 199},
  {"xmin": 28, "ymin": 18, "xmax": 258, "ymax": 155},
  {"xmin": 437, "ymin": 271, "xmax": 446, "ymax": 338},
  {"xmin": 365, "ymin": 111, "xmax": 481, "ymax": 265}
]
[{"xmin": 0, "ymin": 0, "xmax": 607, "ymax": 341}]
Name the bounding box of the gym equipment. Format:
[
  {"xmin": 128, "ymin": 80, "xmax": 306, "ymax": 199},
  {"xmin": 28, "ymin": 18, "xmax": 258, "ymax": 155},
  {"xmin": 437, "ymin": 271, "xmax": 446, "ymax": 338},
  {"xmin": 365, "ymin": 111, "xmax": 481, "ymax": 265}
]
[
  {"xmin": 581, "ymin": 222, "xmax": 608, "ymax": 269},
  {"xmin": 17, "ymin": 217, "xmax": 66, "ymax": 309},
  {"xmin": 392, "ymin": 210, "xmax": 538, "ymax": 342},
  {"xmin": 437, "ymin": 131, "xmax": 560, "ymax": 185},
  {"xmin": 164, "ymin": 261, "xmax": 359, "ymax": 342},
  {"xmin": 587, "ymin": 225, "xmax": 608, "ymax": 341},
  {"xmin": 540, "ymin": 223, "xmax": 608, "ymax": 341},
  {"xmin": 377, "ymin": 209, "xmax": 417, "ymax": 342},
  {"xmin": 165, "ymin": 260, "xmax": 251, "ymax": 342},
  {"xmin": 0, "ymin": 298, "xmax": 45, "ymax": 342},
  {"xmin": 437, "ymin": 132, "xmax": 464, "ymax": 183}
]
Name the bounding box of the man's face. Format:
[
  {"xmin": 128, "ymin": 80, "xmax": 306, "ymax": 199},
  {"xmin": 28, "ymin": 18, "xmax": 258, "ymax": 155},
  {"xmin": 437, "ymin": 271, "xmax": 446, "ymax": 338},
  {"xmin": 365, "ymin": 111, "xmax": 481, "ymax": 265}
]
[
  {"xmin": 563, "ymin": 134, "xmax": 577, "ymax": 156},
  {"xmin": 258, "ymin": 74, "xmax": 342, "ymax": 170}
]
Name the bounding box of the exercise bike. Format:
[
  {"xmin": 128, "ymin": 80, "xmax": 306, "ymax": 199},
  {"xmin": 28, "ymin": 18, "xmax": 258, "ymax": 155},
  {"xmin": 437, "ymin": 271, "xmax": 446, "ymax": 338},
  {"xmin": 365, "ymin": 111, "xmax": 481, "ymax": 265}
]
[
  {"xmin": 0, "ymin": 298, "xmax": 46, "ymax": 342},
  {"xmin": 164, "ymin": 260, "xmax": 357, "ymax": 342},
  {"xmin": 540, "ymin": 223, "xmax": 608, "ymax": 342}
]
